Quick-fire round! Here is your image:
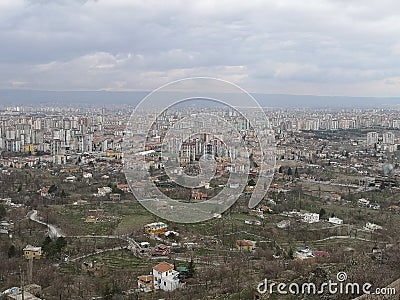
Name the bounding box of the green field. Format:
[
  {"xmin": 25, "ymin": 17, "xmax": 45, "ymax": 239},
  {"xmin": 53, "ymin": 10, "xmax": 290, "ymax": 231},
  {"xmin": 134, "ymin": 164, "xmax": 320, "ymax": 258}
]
[
  {"xmin": 93, "ymin": 250, "xmax": 150, "ymax": 271},
  {"xmin": 48, "ymin": 201, "xmax": 155, "ymax": 236}
]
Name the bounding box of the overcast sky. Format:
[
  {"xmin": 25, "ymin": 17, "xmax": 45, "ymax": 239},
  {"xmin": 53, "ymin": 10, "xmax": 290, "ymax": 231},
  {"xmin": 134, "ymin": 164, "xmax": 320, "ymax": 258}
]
[{"xmin": 1, "ymin": 0, "xmax": 400, "ymax": 96}]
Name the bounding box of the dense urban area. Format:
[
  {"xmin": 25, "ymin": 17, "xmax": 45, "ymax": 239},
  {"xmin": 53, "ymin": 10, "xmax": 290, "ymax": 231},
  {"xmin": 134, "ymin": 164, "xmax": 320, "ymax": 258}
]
[{"xmin": 0, "ymin": 104, "xmax": 399, "ymax": 300}]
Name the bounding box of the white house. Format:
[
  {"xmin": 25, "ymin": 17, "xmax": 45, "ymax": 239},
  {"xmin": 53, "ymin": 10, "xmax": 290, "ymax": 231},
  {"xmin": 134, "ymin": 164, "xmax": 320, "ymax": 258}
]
[
  {"xmin": 276, "ymin": 220, "xmax": 291, "ymax": 229},
  {"xmin": 97, "ymin": 186, "xmax": 112, "ymax": 196},
  {"xmin": 364, "ymin": 222, "xmax": 383, "ymax": 231},
  {"xmin": 152, "ymin": 262, "xmax": 180, "ymax": 292},
  {"xmin": 358, "ymin": 198, "xmax": 370, "ymax": 207},
  {"xmin": 245, "ymin": 220, "xmax": 261, "ymax": 226},
  {"xmin": 83, "ymin": 172, "xmax": 93, "ymax": 179},
  {"xmin": 64, "ymin": 176, "xmax": 76, "ymax": 182},
  {"xmin": 303, "ymin": 213, "xmax": 320, "ymax": 223},
  {"xmin": 328, "ymin": 217, "xmax": 343, "ymax": 225},
  {"xmin": 295, "ymin": 247, "xmax": 315, "ymax": 261}
]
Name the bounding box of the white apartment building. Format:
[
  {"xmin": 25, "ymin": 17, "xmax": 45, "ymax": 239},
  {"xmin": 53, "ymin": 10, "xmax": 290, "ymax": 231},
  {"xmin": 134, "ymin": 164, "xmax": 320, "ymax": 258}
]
[
  {"xmin": 367, "ymin": 131, "xmax": 379, "ymax": 145},
  {"xmin": 383, "ymin": 132, "xmax": 395, "ymax": 145}
]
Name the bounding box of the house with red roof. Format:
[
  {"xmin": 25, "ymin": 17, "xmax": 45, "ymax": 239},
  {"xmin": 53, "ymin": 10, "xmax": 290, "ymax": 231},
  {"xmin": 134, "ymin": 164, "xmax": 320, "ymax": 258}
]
[{"xmin": 152, "ymin": 261, "xmax": 180, "ymax": 291}]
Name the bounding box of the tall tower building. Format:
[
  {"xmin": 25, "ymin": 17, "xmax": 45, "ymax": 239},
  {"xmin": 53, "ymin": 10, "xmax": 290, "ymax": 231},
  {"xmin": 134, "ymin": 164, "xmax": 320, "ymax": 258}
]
[
  {"xmin": 367, "ymin": 132, "xmax": 379, "ymax": 146},
  {"xmin": 383, "ymin": 132, "xmax": 395, "ymax": 145}
]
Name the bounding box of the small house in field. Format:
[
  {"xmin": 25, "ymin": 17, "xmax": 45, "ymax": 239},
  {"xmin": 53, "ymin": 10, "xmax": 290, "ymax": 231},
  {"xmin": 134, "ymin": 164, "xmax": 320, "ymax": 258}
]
[
  {"xmin": 295, "ymin": 247, "xmax": 316, "ymax": 263},
  {"xmin": 151, "ymin": 244, "xmax": 171, "ymax": 256},
  {"xmin": 144, "ymin": 222, "xmax": 168, "ymax": 234},
  {"xmin": 137, "ymin": 275, "xmax": 154, "ymax": 292},
  {"xmin": 23, "ymin": 245, "xmax": 42, "ymax": 260},
  {"xmin": 328, "ymin": 217, "xmax": 343, "ymax": 225},
  {"xmin": 117, "ymin": 184, "xmax": 130, "ymax": 192},
  {"xmin": 236, "ymin": 240, "xmax": 256, "ymax": 252},
  {"xmin": 259, "ymin": 206, "xmax": 273, "ymax": 213},
  {"xmin": 81, "ymin": 261, "xmax": 107, "ymax": 277},
  {"xmin": 330, "ymin": 194, "xmax": 342, "ymax": 202},
  {"xmin": 276, "ymin": 220, "xmax": 291, "ymax": 229},
  {"xmin": 37, "ymin": 186, "xmax": 50, "ymax": 197},
  {"xmin": 85, "ymin": 215, "xmax": 97, "ymax": 223},
  {"xmin": 97, "ymin": 186, "xmax": 112, "ymax": 196},
  {"xmin": 302, "ymin": 212, "xmax": 319, "ymax": 224},
  {"xmin": 191, "ymin": 191, "xmax": 207, "ymax": 200},
  {"xmin": 83, "ymin": 172, "xmax": 93, "ymax": 179},
  {"xmin": 313, "ymin": 251, "xmax": 330, "ymax": 259},
  {"xmin": 364, "ymin": 222, "xmax": 383, "ymax": 231}
]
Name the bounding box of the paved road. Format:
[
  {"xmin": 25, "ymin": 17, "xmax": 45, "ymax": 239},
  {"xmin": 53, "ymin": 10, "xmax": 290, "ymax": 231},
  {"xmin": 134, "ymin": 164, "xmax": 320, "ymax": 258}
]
[
  {"xmin": 62, "ymin": 236, "xmax": 142, "ymax": 264},
  {"xmin": 28, "ymin": 210, "xmax": 64, "ymax": 238},
  {"xmin": 279, "ymin": 235, "xmax": 384, "ymax": 246}
]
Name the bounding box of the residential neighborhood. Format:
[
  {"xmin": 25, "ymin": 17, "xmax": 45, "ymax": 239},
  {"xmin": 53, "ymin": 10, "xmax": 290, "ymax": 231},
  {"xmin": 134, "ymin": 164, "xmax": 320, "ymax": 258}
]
[{"xmin": 0, "ymin": 105, "xmax": 399, "ymax": 300}]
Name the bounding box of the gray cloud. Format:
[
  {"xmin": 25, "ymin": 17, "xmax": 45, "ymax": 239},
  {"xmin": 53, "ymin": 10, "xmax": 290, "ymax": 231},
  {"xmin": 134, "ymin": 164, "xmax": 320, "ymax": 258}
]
[{"xmin": 1, "ymin": 0, "xmax": 400, "ymax": 96}]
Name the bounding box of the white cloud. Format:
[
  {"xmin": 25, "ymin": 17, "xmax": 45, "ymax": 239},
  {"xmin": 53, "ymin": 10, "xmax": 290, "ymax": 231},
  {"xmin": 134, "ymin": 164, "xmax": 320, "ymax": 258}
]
[
  {"xmin": 391, "ymin": 42, "xmax": 400, "ymax": 56},
  {"xmin": 1, "ymin": 0, "xmax": 400, "ymax": 95},
  {"xmin": 273, "ymin": 63, "xmax": 320, "ymax": 80}
]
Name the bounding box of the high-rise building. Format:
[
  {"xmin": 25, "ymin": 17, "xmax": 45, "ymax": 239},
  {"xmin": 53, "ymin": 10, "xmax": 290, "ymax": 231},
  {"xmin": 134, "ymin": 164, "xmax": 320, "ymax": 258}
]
[
  {"xmin": 383, "ymin": 132, "xmax": 395, "ymax": 145},
  {"xmin": 367, "ymin": 132, "xmax": 379, "ymax": 146}
]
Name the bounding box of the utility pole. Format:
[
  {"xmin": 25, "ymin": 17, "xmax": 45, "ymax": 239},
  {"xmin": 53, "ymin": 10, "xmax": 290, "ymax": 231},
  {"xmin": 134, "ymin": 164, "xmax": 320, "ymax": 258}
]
[
  {"xmin": 19, "ymin": 266, "xmax": 25, "ymax": 300},
  {"xmin": 27, "ymin": 257, "xmax": 33, "ymax": 284}
]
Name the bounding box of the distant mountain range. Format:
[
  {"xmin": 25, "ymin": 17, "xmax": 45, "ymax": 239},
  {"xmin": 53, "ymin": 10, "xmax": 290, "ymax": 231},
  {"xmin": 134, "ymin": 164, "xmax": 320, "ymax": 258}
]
[{"xmin": 0, "ymin": 89, "xmax": 399, "ymax": 109}]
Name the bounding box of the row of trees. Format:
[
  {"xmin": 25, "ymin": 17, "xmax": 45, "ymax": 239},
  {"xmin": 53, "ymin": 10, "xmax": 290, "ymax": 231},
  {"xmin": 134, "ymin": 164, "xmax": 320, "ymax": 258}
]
[{"xmin": 42, "ymin": 236, "xmax": 67, "ymax": 258}]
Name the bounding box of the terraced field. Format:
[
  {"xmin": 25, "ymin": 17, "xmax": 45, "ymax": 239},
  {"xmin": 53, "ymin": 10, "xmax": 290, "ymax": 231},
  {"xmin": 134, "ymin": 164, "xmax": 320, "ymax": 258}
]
[{"xmin": 93, "ymin": 250, "xmax": 150, "ymax": 271}]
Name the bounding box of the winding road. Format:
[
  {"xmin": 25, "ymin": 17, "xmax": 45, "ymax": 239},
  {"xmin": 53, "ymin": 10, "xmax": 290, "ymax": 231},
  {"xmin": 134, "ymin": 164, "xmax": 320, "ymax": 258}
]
[{"xmin": 28, "ymin": 209, "xmax": 65, "ymax": 238}]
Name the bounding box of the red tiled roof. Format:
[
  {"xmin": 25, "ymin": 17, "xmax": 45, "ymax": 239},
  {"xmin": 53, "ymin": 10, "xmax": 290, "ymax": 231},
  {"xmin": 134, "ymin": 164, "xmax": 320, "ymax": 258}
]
[
  {"xmin": 260, "ymin": 206, "xmax": 271, "ymax": 211},
  {"xmin": 156, "ymin": 244, "xmax": 169, "ymax": 250},
  {"xmin": 313, "ymin": 251, "xmax": 330, "ymax": 257},
  {"xmin": 153, "ymin": 262, "xmax": 173, "ymax": 273},
  {"xmin": 138, "ymin": 275, "xmax": 153, "ymax": 282},
  {"xmin": 236, "ymin": 240, "xmax": 253, "ymax": 246},
  {"xmin": 117, "ymin": 184, "xmax": 129, "ymax": 189}
]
